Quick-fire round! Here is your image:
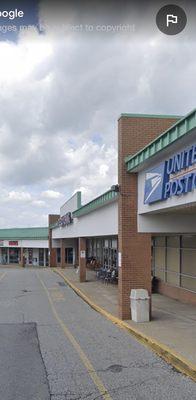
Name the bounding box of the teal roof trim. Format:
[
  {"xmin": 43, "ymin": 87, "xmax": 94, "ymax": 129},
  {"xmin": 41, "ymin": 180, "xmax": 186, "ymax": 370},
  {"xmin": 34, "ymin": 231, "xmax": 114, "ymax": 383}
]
[
  {"xmin": 0, "ymin": 227, "xmax": 49, "ymax": 240},
  {"xmin": 73, "ymin": 189, "xmax": 118, "ymax": 218},
  {"xmin": 125, "ymin": 109, "xmax": 196, "ymax": 172},
  {"xmin": 119, "ymin": 113, "xmax": 182, "ymax": 120}
]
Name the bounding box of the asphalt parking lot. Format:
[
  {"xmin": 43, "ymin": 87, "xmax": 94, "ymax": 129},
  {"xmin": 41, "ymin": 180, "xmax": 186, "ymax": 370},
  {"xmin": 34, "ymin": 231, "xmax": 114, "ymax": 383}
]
[{"xmin": 0, "ymin": 268, "xmax": 195, "ymax": 400}]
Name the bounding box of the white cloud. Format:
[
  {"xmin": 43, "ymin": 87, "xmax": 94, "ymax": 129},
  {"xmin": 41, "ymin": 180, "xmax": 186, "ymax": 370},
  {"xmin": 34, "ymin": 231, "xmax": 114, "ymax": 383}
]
[
  {"xmin": 32, "ymin": 200, "xmax": 46, "ymax": 207},
  {"xmin": 0, "ymin": 37, "xmax": 53, "ymax": 84},
  {"xmin": 0, "ymin": 2, "xmax": 196, "ymax": 227},
  {"xmin": 41, "ymin": 190, "xmax": 63, "ymax": 199},
  {"xmin": 8, "ymin": 191, "xmax": 32, "ymax": 202},
  {"xmin": 99, "ymin": 164, "xmax": 109, "ymax": 177}
]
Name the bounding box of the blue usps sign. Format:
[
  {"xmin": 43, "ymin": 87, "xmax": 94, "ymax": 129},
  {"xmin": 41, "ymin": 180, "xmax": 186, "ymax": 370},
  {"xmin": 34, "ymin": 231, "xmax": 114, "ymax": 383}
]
[
  {"xmin": 143, "ymin": 143, "xmax": 196, "ymax": 205},
  {"xmin": 144, "ymin": 162, "xmax": 166, "ymax": 204}
]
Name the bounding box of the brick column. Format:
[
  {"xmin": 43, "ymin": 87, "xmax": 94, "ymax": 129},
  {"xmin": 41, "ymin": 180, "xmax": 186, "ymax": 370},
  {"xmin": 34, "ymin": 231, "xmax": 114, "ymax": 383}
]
[
  {"xmin": 48, "ymin": 214, "xmax": 60, "ymax": 267},
  {"xmin": 50, "ymin": 248, "xmax": 57, "ymax": 267},
  {"xmin": 79, "ymin": 238, "xmax": 86, "ymax": 282},
  {"xmin": 20, "ymin": 247, "xmax": 24, "ymax": 267},
  {"xmin": 60, "ymin": 239, "xmax": 66, "ymax": 268},
  {"xmin": 75, "ymin": 239, "xmax": 79, "ymax": 266},
  {"xmin": 118, "ymin": 115, "xmax": 179, "ymax": 320}
]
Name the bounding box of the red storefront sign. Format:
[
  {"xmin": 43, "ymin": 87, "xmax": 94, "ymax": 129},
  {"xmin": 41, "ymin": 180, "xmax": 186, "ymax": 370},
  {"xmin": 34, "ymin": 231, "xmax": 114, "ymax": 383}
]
[{"xmin": 9, "ymin": 241, "xmax": 18, "ymax": 246}]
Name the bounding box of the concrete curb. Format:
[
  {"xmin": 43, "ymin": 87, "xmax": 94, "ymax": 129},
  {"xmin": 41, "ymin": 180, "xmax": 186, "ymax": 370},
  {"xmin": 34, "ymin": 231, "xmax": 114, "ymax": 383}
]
[{"xmin": 53, "ymin": 268, "xmax": 196, "ymax": 382}]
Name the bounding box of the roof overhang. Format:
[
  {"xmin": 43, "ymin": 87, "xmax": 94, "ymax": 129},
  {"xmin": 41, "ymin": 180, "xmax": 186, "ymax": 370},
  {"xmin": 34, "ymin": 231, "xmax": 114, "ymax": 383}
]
[
  {"xmin": 125, "ymin": 109, "xmax": 196, "ymax": 173},
  {"xmin": 72, "ymin": 189, "xmax": 118, "ymax": 218}
]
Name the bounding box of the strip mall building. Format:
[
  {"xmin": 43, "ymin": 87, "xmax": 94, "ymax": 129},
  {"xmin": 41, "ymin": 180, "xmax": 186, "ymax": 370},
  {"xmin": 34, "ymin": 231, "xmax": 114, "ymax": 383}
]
[
  {"xmin": 1, "ymin": 109, "xmax": 195, "ymax": 319},
  {"xmin": 0, "ymin": 228, "xmax": 49, "ymax": 267},
  {"xmin": 49, "ymin": 109, "xmax": 196, "ymax": 319}
]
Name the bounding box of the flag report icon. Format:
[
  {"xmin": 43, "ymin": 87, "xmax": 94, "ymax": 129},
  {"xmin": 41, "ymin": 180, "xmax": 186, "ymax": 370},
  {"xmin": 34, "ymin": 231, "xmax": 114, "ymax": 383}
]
[{"xmin": 156, "ymin": 5, "xmax": 187, "ymax": 35}]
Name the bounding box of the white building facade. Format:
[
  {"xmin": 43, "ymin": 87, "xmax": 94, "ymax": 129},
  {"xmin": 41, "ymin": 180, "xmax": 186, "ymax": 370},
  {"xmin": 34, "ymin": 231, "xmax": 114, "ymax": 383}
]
[
  {"xmin": 50, "ymin": 190, "xmax": 118, "ymax": 270},
  {"xmin": 0, "ymin": 228, "xmax": 49, "ymax": 267}
]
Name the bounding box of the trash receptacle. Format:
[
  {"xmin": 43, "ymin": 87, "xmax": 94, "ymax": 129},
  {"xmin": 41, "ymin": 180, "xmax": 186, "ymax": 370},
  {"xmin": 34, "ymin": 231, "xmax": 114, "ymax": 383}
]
[{"xmin": 130, "ymin": 289, "xmax": 150, "ymax": 322}]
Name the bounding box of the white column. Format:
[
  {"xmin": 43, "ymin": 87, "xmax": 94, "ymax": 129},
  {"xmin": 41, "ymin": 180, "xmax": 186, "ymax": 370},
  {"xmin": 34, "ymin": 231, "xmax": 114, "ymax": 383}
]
[{"xmin": 72, "ymin": 247, "xmax": 75, "ymax": 265}]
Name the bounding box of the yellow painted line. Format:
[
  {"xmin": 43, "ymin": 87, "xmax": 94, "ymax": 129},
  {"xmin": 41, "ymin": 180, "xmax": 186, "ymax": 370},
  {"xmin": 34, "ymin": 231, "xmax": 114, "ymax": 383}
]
[
  {"xmin": 53, "ymin": 268, "xmax": 196, "ymax": 382},
  {"xmin": 50, "ymin": 290, "xmax": 65, "ymax": 302},
  {"xmin": 0, "ymin": 271, "xmax": 7, "ymax": 281},
  {"xmin": 36, "ymin": 272, "xmax": 112, "ymax": 400}
]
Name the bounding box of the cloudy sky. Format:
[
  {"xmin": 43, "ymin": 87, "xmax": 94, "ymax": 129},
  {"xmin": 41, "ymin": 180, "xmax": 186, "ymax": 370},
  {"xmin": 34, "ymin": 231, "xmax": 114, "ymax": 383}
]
[{"xmin": 0, "ymin": 0, "xmax": 196, "ymax": 227}]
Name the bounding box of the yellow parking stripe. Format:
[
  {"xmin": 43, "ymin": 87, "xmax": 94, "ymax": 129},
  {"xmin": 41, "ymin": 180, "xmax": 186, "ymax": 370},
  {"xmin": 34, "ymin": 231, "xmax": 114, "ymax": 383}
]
[
  {"xmin": 0, "ymin": 272, "xmax": 7, "ymax": 281},
  {"xmin": 37, "ymin": 272, "xmax": 112, "ymax": 400}
]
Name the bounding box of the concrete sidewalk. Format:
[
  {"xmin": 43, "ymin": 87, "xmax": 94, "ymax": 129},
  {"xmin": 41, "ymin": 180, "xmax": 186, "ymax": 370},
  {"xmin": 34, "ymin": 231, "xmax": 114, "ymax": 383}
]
[{"xmin": 56, "ymin": 267, "xmax": 196, "ymax": 370}]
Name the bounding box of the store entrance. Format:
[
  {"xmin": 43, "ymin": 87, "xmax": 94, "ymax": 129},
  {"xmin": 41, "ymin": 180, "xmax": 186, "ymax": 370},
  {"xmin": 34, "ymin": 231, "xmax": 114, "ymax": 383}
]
[
  {"xmin": 39, "ymin": 249, "xmax": 44, "ymax": 266},
  {"xmin": 86, "ymin": 237, "xmax": 118, "ymax": 284},
  {"xmin": 1, "ymin": 248, "xmax": 8, "ymax": 264},
  {"xmin": 9, "ymin": 248, "xmax": 20, "ymax": 264},
  {"xmin": 65, "ymin": 248, "xmax": 73, "ymax": 264}
]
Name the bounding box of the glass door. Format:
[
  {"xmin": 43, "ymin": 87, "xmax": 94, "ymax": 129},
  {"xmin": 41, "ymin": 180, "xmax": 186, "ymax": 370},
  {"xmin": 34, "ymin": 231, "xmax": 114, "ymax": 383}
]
[
  {"xmin": 9, "ymin": 248, "xmax": 20, "ymax": 264},
  {"xmin": 65, "ymin": 248, "xmax": 73, "ymax": 264},
  {"xmin": 39, "ymin": 249, "xmax": 44, "ymax": 266}
]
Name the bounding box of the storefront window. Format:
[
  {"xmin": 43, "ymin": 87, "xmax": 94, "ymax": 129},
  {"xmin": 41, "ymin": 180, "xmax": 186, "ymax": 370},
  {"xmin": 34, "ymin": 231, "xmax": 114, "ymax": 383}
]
[
  {"xmin": 1, "ymin": 248, "xmax": 8, "ymax": 264},
  {"xmin": 28, "ymin": 248, "xmax": 33, "ymax": 265},
  {"xmin": 39, "ymin": 249, "xmax": 44, "ymax": 266},
  {"xmin": 182, "ymin": 236, "xmax": 196, "ymax": 249},
  {"xmin": 96, "ymin": 240, "xmax": 101, "ymax": 261},
  {"xmin": 56, "ymin": 248, "xmax": 61, "ymax": 263},
  {"xmin": 86, "ymin": 237, "xmax": 118, "ymax": 269},
  {"xmin": 154, "ymin": 236, "xmax": 166, "ymax": 280},
  {"xmin": 103, "ymin": 247, "xmax": 109, "ymax": 267},
  {"xmin": 181, "ymin": 236, "xmax": 196, "ymax": 291},
  {"xmin": 65, "ymin": 248, "xmax": 73, "ymax": 264},
  {"xmin": 111, "ymin": 248, "xmax": 117, "ymax": 268},
  {"xmin": 166, "ymin": 236, "xmax": 180, "ymax": 286},
  {"xmin": 112, "ymin": 239, "xmax": 117, "ymax": 248},
  {"xmin": 9, "ymin": 248, "xmax": 20, "ymax": 264},
  {"xmin": 89, "ymin": 240, "xmax": 93, "ymax": 256},
  {"xmin": 181, "ymin": 275, "xmax": 196, "ymax": 292},
  {"xmin": 104, "ymin": 240, "xmax": 108, "ymax": 248},
  {"xmin": 88, "ymin": 240, "xmax": 93, "ymax": 258},
  {"xmin": 45, "ymin": 249, "xmax": 49, "ymax": 266},
  {"xmin": 93, "ymin": 240, "xmax": 96, "ymax": 256},
  {"xmin": 152, "ymin": 235, "xmax": 196, "ymax": 293},
  {"xmin": 154, "ymin": 236, "xmax": 165, "ymax": 247}
]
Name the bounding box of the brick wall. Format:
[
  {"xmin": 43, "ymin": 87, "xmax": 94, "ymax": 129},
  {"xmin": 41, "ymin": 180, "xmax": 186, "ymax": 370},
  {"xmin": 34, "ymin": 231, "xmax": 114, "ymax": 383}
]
[
  {"xmin": 79, "ymin": 237, "xmax": 86, "ymax": 282},
  {"xmin": 118, "ymin": 116, "xmax": 179, "ymax": 319},
  {"xmin": 48, "ymin": 214, "xmax": 59, "ymax": 267},
  {"xmin": 157, "ymin": 280, "xmax": 196, "ymax": 305},
  {"xmin": 60, "ymin": 239, "xmax": 66, "ymax": 268}
]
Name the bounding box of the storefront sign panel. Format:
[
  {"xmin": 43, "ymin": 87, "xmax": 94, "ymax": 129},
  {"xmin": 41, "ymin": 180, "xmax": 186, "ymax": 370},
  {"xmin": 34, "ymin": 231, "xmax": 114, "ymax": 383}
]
[
  {"xmin": 144, "ymin": 144, "xmax": 196, "ymax": 204},
  {"xmin": 9, "ymin": 241, "xmax": 18, "ymax": 246},
  {"xmin": 58, "ymin": 212, "xmax": 73, "ymax": 227}
]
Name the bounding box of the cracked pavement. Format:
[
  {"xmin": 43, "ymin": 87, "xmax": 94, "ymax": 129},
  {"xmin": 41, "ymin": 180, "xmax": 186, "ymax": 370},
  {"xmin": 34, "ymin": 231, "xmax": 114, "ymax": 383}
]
[{"xmin": 0, "ymin": 268, "xmax": 195, "ymax": 400}]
